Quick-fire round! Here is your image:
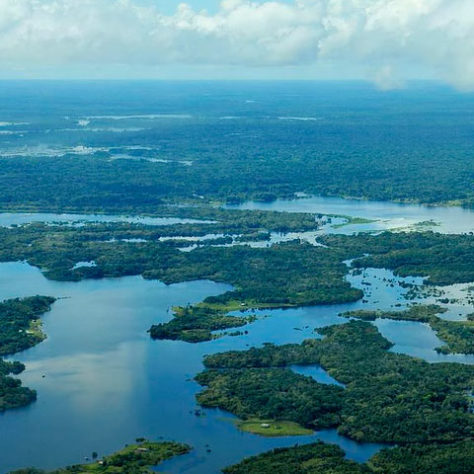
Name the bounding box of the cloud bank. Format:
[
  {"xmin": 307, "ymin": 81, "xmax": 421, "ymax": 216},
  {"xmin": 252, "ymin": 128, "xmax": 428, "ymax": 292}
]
[{"xmin": 1, "ymin": 0, "xmax": 473, "ymax": 87}]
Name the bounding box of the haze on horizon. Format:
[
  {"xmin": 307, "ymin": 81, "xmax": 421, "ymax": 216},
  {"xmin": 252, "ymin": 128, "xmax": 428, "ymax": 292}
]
[{"xmin": 1, "ymin": 0, "xmax": 474, "ymax": 90}]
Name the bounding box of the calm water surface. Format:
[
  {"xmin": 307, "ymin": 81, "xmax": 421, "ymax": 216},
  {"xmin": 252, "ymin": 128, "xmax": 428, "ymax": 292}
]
[
  {"xmin": 228, "ymin": 195, "xmax": 474, "ymax": 234},
  {"xmin": 0, "ymin": 213, "xmax": 213, "ymax": 227},
  {"xmin": 0, "ymin": 262, "xmax": 388, "ymax": 473}
]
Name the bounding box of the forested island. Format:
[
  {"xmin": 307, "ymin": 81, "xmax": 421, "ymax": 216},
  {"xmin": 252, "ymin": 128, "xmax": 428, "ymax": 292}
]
[
  {"xmin": 9, "ymin": 440, "xmax": 191, "ymax": 473},
  {"xmin": 0, "ymin": 296, "xmax": 56, "ymax": 356},
  {"xmin": 0, "ymin": 296, "xmax": 55, "ymax": 412}
]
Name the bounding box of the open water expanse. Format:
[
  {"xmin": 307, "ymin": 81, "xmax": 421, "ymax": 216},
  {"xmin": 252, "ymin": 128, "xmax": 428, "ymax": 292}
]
[
  {"xmin": 0, "ymin": 197, "xmax": 473, "ymax": 473},
  {"xmin": 228, "ymin": 194, "xmax": 474, "ymax": 235}
]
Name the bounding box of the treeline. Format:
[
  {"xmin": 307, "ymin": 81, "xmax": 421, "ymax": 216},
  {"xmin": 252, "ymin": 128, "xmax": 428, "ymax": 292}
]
[
  {"xmin": 0, "ymin": 296, "xmax": 56, "ymax": 412},
  {"xmin": 321, "ymin": 232, "xmax": 474, "ymax": 285},
  {"xmin": 0, "ymin": 106, "xmax": 473, "ymax": 210},
  {"xmin": 9, "ymin": 440, "xmax": 191, "ymax": 474},
  {"xmin": 224, "ymin": 439, "xmax": 474, "ymax": 474},
  {"xmin": 341, "ymin": 304, "xmax": 474, "ymax": 354}
]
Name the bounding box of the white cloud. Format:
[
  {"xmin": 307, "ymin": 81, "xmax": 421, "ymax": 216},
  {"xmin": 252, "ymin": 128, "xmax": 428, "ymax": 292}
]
[{"xmin": 0, "ymin": 0, "xmax": 473, "ymax": 87}]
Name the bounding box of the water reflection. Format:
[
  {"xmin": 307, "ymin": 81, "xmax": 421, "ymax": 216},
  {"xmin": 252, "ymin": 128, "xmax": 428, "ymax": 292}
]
[
  {"xmin": 227, "ymin": 195, "xmax": 474, "ymax": 234},
  {"xmin": 0, "ymin": 212, "xmax": 214, "ymax": 228},
  {"xmin": 290, "ymin": 365, "xmax": 345, "ymax": 388}
]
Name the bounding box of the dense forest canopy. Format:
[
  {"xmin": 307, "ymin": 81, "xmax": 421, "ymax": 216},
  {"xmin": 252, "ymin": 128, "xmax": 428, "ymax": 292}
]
[
  {"xmin": 0, "ymin": 296, "xmax": 56, "ymax": 412},
  {"xmin": 223, "ymin": 440, "xmax": 474, "ymax": 474},
  {"xmin": 0, "ymin": 82, "xmax": 473, "ymax": 211},
  {"xmin": 198, "ymin": 321, "xmax": 474, "ymax": 444}
]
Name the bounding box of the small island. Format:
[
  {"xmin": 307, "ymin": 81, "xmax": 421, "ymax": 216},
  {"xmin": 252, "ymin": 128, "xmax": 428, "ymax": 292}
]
[
  {"xmin": 9, "ymin": 439, "xmax": 191, "ymax": 474},
  {"xmin": 0, "ymin": 296, "xmax": 56, "ymax": 412}
]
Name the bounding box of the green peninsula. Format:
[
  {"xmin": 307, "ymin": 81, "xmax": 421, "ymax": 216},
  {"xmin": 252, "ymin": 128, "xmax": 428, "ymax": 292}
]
[
  {"xmin": 0, "ymin": 296, "xmax": 56, "ymax": 412},
  {"xmin": 9, "ymin": 440, "xmax": 191, "ymax": 473}
]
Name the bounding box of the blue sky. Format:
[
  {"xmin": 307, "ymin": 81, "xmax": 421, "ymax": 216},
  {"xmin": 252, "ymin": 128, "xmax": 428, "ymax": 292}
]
[
  {"xmin": 0, "ymin": 0, "xmax": 471, "ymax": 88},
  {"xmin": 150, "ymin": 1, "xmax": 293, "ymax": 14},
  {"xmin": 144, "ymin": 1, "xmax": 213, "ymax": 14},
  {"xmin": 152, "ymin": 1, "xmax": 219, "ymax": 14}
]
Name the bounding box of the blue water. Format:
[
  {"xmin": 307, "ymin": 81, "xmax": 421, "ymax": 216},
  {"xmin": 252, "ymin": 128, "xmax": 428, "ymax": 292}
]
[
  {"xmin": 0, "ymin": 212, "xmax": 213, "ymax": 228},
  {"xmin": 0, "ymin": 196, "xmax": 472, "ymax": 472},
  {"xmin": 0, "ymin": 253, "xmax": 471, "ymax": 472},
  {"xmin": 227, "ymin": 195, "xmax": 474, "ymax": 235},
  {"xmin": 0, "ymin": 261, "xmax": 390, "ymax": 473}
]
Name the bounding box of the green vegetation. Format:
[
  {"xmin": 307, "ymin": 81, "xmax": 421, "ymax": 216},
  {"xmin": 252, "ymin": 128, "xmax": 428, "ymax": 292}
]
[
  {"xmin": 223, "ymin": 440, "xmax": 474, "ymax": 474},
  {"xmin": 197, "ymin": 321, "xmax": 474, "ymax": 444},
  {"xmin": 341, "ymin": 304, "xmax": 474, "ymax": 354},
  {"xmin": 411, "ymin": 219, "xmax": 440, "ymax": 228},
  {"xmin": 0, "ymin": 358, "xmax": 36, "ymax": 412},
  {"xmin": 235, "ymin": 419, "xmax": 313, "ymax": 437},
  {"xmin": 331, "ymin": 216, "xmax": 378, "ymax": 229},
  {"xmin": 9, "ymin": 440, "xmax": 191, "ymax": 473},
  {"xmin": 430, "ymin": 318, "xmax": 474, "ymax": 354},
  {"xmin": 0, "ymin": 296, "xmax": 56, "ymax": 356},
  {"xmin": 0, "ymin": 296, "xmax": 56, "ymax": 412},
  {"xmin": 320, "ymin": 232, "xmax": 474, "ymax": 286},
  {"xmin": 196, "ymin": 368, "xmax": 343, "ymax": 430},
  {"xmin": 340, "ymin": 304, "xmax": 446, "ymax": 322},
  {"xmin": 369, "ymin": 439, "xmax": 474, "ymax": 473},
  {"xmin": 223, "ymin": 441, "xmax": 370, "ymax": 473},
  {"xmin": 149, "ymin": 305, "xmax": 255, "ymax": 343}
]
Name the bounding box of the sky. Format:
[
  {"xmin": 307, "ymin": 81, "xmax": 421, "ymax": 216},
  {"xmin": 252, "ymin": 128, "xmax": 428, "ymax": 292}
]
[{"xmin": 1, "ymin": 0, "xmax": 473, "ymax": 88}]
